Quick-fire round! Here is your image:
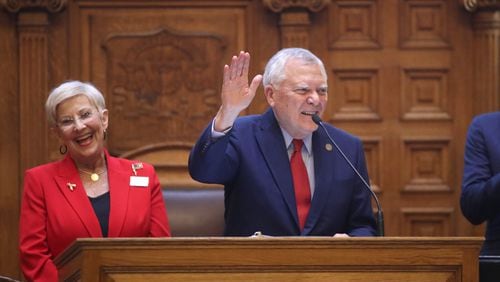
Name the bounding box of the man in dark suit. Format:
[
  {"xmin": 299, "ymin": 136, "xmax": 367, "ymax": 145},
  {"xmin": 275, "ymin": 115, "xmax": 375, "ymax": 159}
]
[
  {"xmin": 189, "ymin": 48, "xmax": 376, "ymax": 236},
  {"xmin": 461, "ymin": 111, "xmax": 500, "ymax": 255},
  {"xmin": 460, "ymin": 111, "xmax": 500, "ymax": 282}
]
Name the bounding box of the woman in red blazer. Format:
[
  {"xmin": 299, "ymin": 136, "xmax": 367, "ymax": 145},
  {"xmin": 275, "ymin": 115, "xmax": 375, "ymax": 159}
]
[{"xmin": 19, "ymin": 81, "xmax": 171, "ymax": 281}]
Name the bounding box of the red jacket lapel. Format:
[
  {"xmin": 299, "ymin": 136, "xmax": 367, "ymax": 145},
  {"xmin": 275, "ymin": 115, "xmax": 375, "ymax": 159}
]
[
  {"xmin": 106, "ymin": 151, "xmax": 131, "ymax": 237},
  {"xmin": 54, "ymin": 155, "xmax": 102, "ymax": 237}
]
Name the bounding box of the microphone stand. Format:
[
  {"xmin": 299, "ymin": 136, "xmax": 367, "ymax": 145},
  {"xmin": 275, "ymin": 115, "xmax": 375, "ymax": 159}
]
[{"xmin": 312, "ymin": 114, "xmax": 384, "ymax": 236}]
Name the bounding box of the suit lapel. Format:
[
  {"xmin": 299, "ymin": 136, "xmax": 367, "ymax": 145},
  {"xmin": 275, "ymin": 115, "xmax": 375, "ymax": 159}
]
[
  {"xmin": 54, "ymin": 155, "xmax": 102, "ymax": 237},
  {"xmin": 255, "ymin": 109, "xmax": 299, "ymax": 228},
  {"xmin": 106, "ymin": 152, "xmax": 130, "ymax": 237},
  {"xmin": 303, "ymin": 129, "xmax": 335, "ymax": 234}
]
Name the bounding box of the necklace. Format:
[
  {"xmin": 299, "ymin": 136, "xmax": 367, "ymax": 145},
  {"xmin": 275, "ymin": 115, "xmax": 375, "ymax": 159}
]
[{"xmin": 79, "ymin": 168, "xmax": 106, "ymax": 182}]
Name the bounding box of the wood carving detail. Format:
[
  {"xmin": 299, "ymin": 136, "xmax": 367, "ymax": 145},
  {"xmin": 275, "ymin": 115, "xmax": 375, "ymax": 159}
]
[
  {"xmin": 329, "ymin": 0, "xmax": 380, "ymax": 49},
  {"xmin": 1, "ymin": 0, "xmax": 66, "ymax": 13},
  {"xmin": 262, "ymin": 0, "xmax": 330, "ymax": 12},
  {"xmin": 401, "ymin": 68, "xmax": 450, "ymax": 120},
  {"xmin": 263, "ymin": 0, "xmax": 330, "ymax": 48},
  {"xmin": 330, "ymin": 68, "xmax": 380, "ymax": 121},
  {"xmin": 400, "ymin": 0, "xmax": 450, "ymax": 49},
  {"xmin": 401, "ymin": 208, "xmax": 454, "ymax": 236},
  {"xmin": 468, "ymin": 9, "xmax": 500, "ymax": 112},
  {"xmin": 462, "ymin": 0, "xmax": 500, "ymax": 12},
  {"xmin": 402, "ymin": 138, "xmax": 451, "ymax": 192},
  {"xmin": 280, "ymin": 10, "xmax": 311, "ymax": 47},
  {"xmin": 102, "ymin": 28, "xmax": 226, "ymax": 153}
]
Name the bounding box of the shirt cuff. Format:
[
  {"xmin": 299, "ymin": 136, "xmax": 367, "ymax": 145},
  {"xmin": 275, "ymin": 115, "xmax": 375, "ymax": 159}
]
[{"xmin": 211, "ymin": 118, "xmax": 232, "ymax": 138}]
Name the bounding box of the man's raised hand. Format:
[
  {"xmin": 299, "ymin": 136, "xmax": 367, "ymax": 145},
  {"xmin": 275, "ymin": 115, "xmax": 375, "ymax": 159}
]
[{"xmin": 215, "ymin": 51, "xmax": 262, "ymax": 132}]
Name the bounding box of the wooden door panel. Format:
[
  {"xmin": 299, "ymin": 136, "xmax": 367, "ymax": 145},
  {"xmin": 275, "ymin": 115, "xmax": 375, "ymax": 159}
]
[{"xmin": 326, "ymin": 0, "xmax": 473, "ymax": 236}]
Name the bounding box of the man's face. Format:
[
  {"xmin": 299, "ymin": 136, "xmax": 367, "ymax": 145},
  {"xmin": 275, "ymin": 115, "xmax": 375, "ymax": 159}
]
[{"xmin": 264, "ymin": 58, "xmax": 328, "ymax": 139}]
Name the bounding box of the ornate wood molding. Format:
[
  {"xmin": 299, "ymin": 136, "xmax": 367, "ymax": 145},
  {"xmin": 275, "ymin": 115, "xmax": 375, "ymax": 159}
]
[
  {"xmin": 262, "ymin": 0, "xmax": 330, "ymax": 13},
  {"xmin": 262, "ymin": 0, "xmax": 330, "ymax": 48},
  {"xmin": 460, "ymin": 1, "xmax": 500, "ymax": 112},
  {"xmin": 461, "ymin": 0, "xmax": 500, "ymax": 12},
  {"xmin": 5, "ymin": 1, "xmax": 67, "ymax": 171},
  {"xmin": 1, "ymin": 0, "xmax": 67, "ymax": 13}
]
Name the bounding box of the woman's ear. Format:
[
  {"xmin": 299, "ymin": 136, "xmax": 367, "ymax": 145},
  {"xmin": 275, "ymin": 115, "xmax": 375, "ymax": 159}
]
[{"xmin": 101, "ymin": 109, "xmax": 109, "ymax": 130}]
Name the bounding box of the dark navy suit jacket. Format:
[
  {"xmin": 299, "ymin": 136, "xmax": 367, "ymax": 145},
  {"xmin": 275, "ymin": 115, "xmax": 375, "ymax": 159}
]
[
  {"xmin": 189, "ymin": 109, "xmax": 376, "ymax": 236},
  {"xmin": 461, "ymin": 111, "xmax": 500, "ymax": 254}
]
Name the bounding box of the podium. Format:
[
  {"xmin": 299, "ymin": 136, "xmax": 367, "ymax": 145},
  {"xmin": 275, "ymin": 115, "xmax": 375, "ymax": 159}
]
[{"xmin": 55, "ymin": 237, "xmax": 482, "ymax": 282}]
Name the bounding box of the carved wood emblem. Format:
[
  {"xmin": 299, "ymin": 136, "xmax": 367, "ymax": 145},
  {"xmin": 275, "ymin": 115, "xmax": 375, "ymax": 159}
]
[{"xmin": 102, "ymin": 28, "xmax": 226, "ymax": 153}]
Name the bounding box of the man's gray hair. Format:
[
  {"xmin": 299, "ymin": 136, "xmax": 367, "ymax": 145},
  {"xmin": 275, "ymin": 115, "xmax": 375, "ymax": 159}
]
[{"xmin": 262, "ymin": 48, "xmax": 327, "ymax": 87}]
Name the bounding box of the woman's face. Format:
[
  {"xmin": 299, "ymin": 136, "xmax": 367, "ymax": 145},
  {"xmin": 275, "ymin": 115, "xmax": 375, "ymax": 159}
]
[{"xmin": 54, "ymin": 94, "xmax": 108, "ymax": 164}]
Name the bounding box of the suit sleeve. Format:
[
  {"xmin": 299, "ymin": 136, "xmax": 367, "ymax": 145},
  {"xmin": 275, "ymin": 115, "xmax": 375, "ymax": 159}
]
[
  {"xmin": 148, "ymin": 168, "xmax": 171, "ymax": 237},
  {"xmin": 460, "ymin": 118, "xmax": 500, "ymax": 225},
  {"xmin": 188, "ymin": 121, "xmax": 239, "ymax": 184},
  {"xmin": 346, "ymin": 140, "xmax": 377, "ymax": 236},
  {"xmin": 19, "ymin": 170, "xmax": 58, "ymax": 281}
]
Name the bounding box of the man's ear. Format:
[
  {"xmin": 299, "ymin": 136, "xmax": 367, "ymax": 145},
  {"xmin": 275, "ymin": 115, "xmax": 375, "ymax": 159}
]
[{"xmin": 264, "ymin": 85, "xmax": 276, "ymax": 107}]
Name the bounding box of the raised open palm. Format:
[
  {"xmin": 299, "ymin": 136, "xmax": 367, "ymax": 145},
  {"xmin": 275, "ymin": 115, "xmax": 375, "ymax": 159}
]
[{"xmin": 221, "ymin": 51, "xmax": 262, "ymax": 115}]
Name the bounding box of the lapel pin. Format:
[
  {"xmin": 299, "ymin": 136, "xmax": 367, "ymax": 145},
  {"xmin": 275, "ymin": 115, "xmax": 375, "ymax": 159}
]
[
  {"xmin": 67, "ymin": 183, "xmax": 76, "ymax": 191},
  {"xmin": 132, "ymin": 163, "xmax": 143, "ymax": 176},
  {"xmin": 325, "ymin": 143, "xmax": 333, "ymax": 151}
]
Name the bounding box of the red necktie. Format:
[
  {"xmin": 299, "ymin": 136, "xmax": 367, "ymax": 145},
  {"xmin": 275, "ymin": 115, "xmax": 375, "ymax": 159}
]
[{"xmin": 290, "ymin": 139, "xmax": 311, "ymax": 230}]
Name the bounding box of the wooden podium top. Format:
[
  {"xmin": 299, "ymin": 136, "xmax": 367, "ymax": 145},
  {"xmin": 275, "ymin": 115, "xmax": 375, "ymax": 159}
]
[{"xmin": 55, "ymin": 237, "xmax": 483, "ymax": 282}]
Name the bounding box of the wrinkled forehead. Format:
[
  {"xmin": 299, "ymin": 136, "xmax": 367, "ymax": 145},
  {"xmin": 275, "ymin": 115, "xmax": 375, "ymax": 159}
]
[{"xmin": 282, "ymin": 61, "xmax": 328, "ymax": 86}]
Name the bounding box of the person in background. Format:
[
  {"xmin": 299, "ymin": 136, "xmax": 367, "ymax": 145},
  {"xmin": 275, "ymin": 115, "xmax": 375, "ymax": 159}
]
[
  {"xmin": 461, "ymin": 111, "xmax": 500, "ymax": 255},
  {"xmin": 189, "ymin": 48, "xmax": 376, "ymax": 236},
  {"xmin": 19, "ymin": 81, "xmax": 170, "ymax": 281}
]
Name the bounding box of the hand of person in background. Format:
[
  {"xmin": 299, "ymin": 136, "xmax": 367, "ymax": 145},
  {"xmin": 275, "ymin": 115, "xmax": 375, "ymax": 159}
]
[
  {"xmin": 214, "ymin": 51, "xmax": 263, "ymax": 132},
  {"xmin": 333, "ymin": 233, "xmax": 350, "ymax": 238}
]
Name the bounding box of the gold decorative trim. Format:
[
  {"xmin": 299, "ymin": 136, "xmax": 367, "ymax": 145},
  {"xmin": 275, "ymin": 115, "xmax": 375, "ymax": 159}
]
[
  {"xmin": 262, "ymin": 0, "xmax": 330, "ymax": 13},
  {"xmin": 1, "ymin": 0, "xmax": 67, "ymax": 13}
]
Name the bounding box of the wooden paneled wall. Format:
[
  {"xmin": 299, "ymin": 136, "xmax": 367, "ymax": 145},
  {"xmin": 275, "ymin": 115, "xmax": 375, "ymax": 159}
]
[{"xmin": 0, "ymin": 0, "xmax": 498, "ymax": 279}]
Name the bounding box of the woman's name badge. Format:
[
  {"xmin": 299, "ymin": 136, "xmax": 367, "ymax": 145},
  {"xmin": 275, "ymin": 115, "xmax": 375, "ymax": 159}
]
[{"xmin": 130, "ymin": 176, "xmax": 149, "ymax": 187}]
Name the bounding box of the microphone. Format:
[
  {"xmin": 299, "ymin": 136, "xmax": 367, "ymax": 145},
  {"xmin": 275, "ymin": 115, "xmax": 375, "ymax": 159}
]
[{"xmin": 312, "ymin": 114, "xmax": 384, "ymax": 236}]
